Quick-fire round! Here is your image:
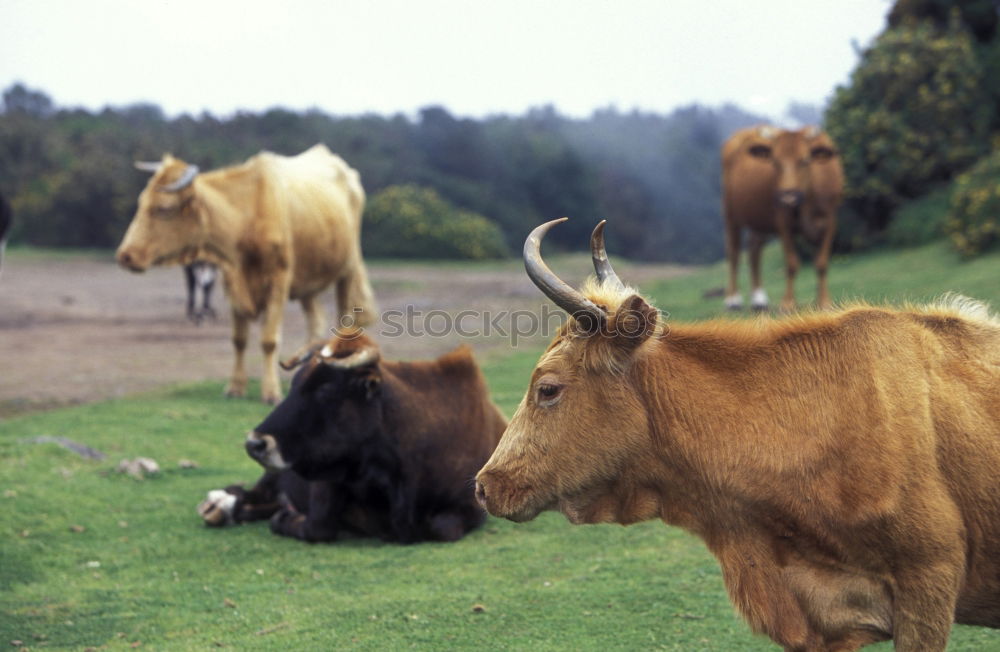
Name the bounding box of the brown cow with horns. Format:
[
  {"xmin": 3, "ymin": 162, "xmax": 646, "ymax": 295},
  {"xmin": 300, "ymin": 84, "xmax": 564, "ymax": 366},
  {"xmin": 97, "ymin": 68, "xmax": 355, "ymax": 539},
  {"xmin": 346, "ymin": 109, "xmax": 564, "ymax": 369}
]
[{"xmin": 476, "ymin": 218, "xmax": 1000, "ymax": 651}]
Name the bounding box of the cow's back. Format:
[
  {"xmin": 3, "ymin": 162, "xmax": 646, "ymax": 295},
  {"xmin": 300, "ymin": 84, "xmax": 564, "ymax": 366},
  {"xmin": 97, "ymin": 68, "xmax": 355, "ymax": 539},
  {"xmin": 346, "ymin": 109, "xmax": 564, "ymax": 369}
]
[
  {"xmin": 721, "ymin": 127, "xmax": 778, "ymax": 231},
  {"xmin": 262, "ymin": 145, "xmax": 367, "ymax": 298},
  {"xmin": 383, "ymin": 347, "xmax": 506, "ymax": 504}
]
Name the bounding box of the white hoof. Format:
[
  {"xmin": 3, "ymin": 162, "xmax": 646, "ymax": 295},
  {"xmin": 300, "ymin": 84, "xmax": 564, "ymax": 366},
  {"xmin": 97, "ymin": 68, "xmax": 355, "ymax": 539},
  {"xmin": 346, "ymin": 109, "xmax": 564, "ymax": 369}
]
[
  {"xmin": 724, "ymin": 294, "xmax": 743, "ymax": 310},
  {"xmin": 198, "ymin": 489, "xmax": 237, "ymax": 526},
  {"xmin": 751, "ymin": 288, "xmax": 770, "ymax": 311}
]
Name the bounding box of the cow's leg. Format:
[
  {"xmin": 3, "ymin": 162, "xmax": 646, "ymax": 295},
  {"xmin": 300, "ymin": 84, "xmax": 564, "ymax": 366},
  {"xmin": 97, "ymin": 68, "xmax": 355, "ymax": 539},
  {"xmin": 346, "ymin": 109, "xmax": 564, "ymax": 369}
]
[
  {"xmin": 197, "ymin": 472, "xmax": 284, "ymax": 526},
  {"xmin": 184, "ymin": 265, "xmax": 197, "ymax": 322},
  {"xmin": 776, "ymin": 217, "xmax": 799, "ymax": 313},
  {"xmin": 201, "ymin": 269, "xmax": 217, "ymax": 320},
  {"xmin": 748, "ymin": 231, "xmax": 769, "ymax": 311},
  {"xmin": 814, "ymin": 220, "xmax": 836, "ymax": 310},
  {"xmin": 889, "ymin": 553, "xmax": 962, "ymax": 651},
  {"xmin": 270, "ymin": 481, "xmax": 342, "ymax": 542},
  {"xmin": 891, "ymin": 564, "xmax": 961, "ymax": 651},
  {"xmin": 300, "ymin": 294, "xmax": 327, "ymax": 344},
  {"xmin": 715, "ymin": 538, "xmax": 820, "ymax": 651},
  {"xmin": 336, "ymin": 265, "xmax": 377, "ymax": 328},
  {"xmin": 889, "ymin": 501, "xmax": 964, "ymax": 651},
  {"xmin": 259, "ymin": 279, "xmax": 290, "ymax": 405},
  {"xmin": 724, "ymin": 222, "xmax": 743, "ymax": 310},
  {"xmin": 225, "ymin": 311, "xmax": 250, "ymax": 398}
]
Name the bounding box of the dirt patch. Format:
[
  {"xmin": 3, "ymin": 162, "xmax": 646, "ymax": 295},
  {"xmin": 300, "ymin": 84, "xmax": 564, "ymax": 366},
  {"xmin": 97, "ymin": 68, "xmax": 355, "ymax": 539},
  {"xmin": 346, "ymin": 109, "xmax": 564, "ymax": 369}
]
[{"xmin": 0, "ymin": 252, "xmax": 692, "ymax": 418}]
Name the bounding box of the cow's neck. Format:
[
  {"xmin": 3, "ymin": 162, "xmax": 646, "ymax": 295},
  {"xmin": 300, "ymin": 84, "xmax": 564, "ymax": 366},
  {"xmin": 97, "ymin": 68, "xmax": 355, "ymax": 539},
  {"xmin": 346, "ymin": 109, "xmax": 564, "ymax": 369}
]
[
  {"xmin": 195, "ymin": 173, "xmax": 254, "ymax": 264},
  {"xmin": 632, "ymin": 327, "xmax": 833, "ymax": 535},
  {"xmin": 192, "ymin": 168, "xmax": 268, "ymax": 315}
]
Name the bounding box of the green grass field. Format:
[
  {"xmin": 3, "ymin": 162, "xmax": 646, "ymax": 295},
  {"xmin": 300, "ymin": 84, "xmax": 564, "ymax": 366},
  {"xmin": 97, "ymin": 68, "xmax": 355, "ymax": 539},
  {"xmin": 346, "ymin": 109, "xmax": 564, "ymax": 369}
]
[{"xmin": 4, "ymin": 241, "xmax": 1000, "ymax": 650}]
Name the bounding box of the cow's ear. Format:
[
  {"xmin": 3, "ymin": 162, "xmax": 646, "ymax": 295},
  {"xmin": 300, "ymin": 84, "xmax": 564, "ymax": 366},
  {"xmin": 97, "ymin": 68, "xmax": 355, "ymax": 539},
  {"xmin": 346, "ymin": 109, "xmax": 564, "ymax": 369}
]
[
  {"xmin": 748, "ymin": 144, "xmax": 772, "ymax": 159},
  {"xmin": 609, "ymin": 294, "xmax": 658, "ymax": 353}
]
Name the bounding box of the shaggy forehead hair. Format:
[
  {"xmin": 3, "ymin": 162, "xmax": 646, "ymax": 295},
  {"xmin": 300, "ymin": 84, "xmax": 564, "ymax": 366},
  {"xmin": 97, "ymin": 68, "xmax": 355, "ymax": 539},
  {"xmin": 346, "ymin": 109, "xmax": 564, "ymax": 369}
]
[{"xmin": 539, "ymin": 277, "xmax": 666, "ymax": 375}]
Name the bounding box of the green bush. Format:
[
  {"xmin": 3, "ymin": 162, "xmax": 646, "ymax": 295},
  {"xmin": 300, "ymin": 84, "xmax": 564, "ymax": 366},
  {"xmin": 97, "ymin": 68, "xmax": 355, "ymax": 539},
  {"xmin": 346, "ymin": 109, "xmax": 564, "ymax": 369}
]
[
  {"xmin": 946, "ymin": 150, "xmax": 1000, "ymax": 257},
  {"xmin": 362, "ymin": 184, "xmax": 510, "ymax": 260},
  {"xmin": 887, "ymin": 186, "xmax": 953, "ymax": 247},
  {"xmin": 826, "ymin": 17, "xmax": 992, "ymax": 242}
]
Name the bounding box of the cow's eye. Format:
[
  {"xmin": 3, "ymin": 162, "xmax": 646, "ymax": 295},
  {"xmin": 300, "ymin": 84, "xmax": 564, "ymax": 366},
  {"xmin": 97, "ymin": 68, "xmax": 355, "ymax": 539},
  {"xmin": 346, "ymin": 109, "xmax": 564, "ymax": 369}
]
[{"xmin": 536, "ymin": 383, "xmax": 563, "ymax": 406}]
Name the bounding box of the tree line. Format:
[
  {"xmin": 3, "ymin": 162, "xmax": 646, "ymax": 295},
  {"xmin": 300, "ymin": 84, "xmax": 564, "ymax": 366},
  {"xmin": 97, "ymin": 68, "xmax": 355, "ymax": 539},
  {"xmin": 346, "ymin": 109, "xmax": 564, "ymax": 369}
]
[
  {"xmin": 0, "ymin": 83, "xmax": 765, "ymax": 263},
  {"xmin": 826, "ymin": 0, "xmax": 1000, "ymax": 256},
  {"xmin": 5, "ymin": 2, "xmax": 997, "ymax": 263}
]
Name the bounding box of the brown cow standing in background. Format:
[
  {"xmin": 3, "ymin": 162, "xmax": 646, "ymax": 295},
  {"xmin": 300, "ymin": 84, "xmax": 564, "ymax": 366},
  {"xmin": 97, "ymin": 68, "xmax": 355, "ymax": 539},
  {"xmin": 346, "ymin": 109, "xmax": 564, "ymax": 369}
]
[
  {"xmin": 116, "ymin": 145, "xmax": 376, "ymax": 404},
  {"xmin": 476, "ymin": 219, "xmax": 1000, "ymax": 651},
  {"xmin": 721, "ymin": 126, "xmax": 843, "ymax": 312}
]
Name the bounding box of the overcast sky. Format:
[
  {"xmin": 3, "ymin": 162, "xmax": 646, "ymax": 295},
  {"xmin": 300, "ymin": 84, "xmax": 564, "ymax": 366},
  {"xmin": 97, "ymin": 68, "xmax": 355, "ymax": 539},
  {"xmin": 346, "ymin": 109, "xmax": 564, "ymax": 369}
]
[{"xmin": 1, "ymin": 0, "xmax": 889, "ymax": 121}]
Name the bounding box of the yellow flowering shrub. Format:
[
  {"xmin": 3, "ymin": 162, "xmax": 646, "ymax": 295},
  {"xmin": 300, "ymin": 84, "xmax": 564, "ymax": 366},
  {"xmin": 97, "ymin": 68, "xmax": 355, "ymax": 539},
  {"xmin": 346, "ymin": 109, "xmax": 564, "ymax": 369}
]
[
  {"xmin": 363, "ymin": 184, "xmax": 510, "ymax": 259},
  {"xmin": 946, "ymin": 151, "xmax": 1000, "ymax": 257}
]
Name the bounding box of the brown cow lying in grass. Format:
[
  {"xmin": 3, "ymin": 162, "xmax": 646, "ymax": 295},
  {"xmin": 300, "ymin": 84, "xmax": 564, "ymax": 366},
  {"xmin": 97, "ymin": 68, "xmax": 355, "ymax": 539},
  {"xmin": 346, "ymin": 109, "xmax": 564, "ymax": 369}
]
[
  {"xmin": 476, "ymin": 219, "xmax": 1000, "ymax": 651},
  {"xmin": 200, "ymin": 329, "xmax": 507, "ymax": 543}
]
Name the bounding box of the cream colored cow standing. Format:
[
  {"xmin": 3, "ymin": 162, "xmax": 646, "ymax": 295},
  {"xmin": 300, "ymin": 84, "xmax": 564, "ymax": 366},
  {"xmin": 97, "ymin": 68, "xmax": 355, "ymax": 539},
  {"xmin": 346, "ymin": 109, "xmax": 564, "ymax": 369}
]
[{"xmin": 117, "ymin": 145, "xmax": 376, "ymax": 404}]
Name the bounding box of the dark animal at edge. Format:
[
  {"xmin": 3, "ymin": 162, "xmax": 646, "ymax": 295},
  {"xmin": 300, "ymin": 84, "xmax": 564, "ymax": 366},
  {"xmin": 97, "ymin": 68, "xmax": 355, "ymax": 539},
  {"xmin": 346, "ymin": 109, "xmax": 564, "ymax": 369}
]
[{"xmin": 0, "ymin": 192, "xmax": 11, "ymax": 276}]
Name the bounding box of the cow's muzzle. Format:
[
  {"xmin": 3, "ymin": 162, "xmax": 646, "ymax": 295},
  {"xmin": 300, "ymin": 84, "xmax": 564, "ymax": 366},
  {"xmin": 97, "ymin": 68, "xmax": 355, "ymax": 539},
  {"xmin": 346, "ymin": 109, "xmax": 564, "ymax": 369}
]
[
  {"xmin": 245, "ymin": 431, "xmax": 289, "ymax": 471},
  {"xmin": 115, "ymin": 248, "xmax": 148, "ymax": 273},
  {"xmin": 777, "ymin": 190, "xmax": 804, "ymax": 208},
  {"xmin": 474, "ymin": 470, "xmax": 544, "ymax": 523}
]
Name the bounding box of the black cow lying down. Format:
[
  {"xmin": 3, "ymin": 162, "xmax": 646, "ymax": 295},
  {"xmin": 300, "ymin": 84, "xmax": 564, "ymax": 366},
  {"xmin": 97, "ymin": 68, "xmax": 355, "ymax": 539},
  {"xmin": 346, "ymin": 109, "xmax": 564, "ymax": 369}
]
[{"xmin": 198, "ymin": 329, "xmax": 507, "ymax": 543}]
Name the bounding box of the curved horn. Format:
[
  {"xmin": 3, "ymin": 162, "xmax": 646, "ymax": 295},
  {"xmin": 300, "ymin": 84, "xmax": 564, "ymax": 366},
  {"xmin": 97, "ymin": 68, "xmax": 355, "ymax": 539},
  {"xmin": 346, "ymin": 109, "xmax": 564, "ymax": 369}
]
[
  {"xmin": 160, "ymin": 164, "xmax": 199, "ymax": 192},
  {"xmin": 590, "ymin": 220, "xmax": 625, "ymax": 292},
  {"xmin": 134, "ymin": 161, "xmax": 163, "ymax": 173},
  {"xmin": 279, "ymin": 345, "xmax": 317, "ymax": 371},
  {"xmin": 322, "ymin": 343, "xmax": 380, "ymax": 370},
  {"xmin": 524, "ymin": 218, "xmax": 606, "ymax": 327}
]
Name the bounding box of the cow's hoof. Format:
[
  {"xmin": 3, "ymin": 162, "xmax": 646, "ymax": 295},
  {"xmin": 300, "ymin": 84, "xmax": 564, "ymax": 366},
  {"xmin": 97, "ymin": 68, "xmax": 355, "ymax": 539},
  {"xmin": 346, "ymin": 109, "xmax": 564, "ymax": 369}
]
[
  {"xmin": 261, "ymin": 391, "xmax": 283, "ymax": 406},
  {"xmin": 723, "ymin": 294, "xmax": 743, "ymax": 311},
  {"xmin": 224, "ymin": 384, "xmax": 246, "ymax": 399},
  {"xmin": 270, "ymin": 507, "xmax": 306, "ymax": 536},
  {"xmin": 750, "ymin": 289, "xmax": 769, "ymax": 312},
  {"xmin": 198, "ymin": 489, "xmax": 238, "ymax": 526}
]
